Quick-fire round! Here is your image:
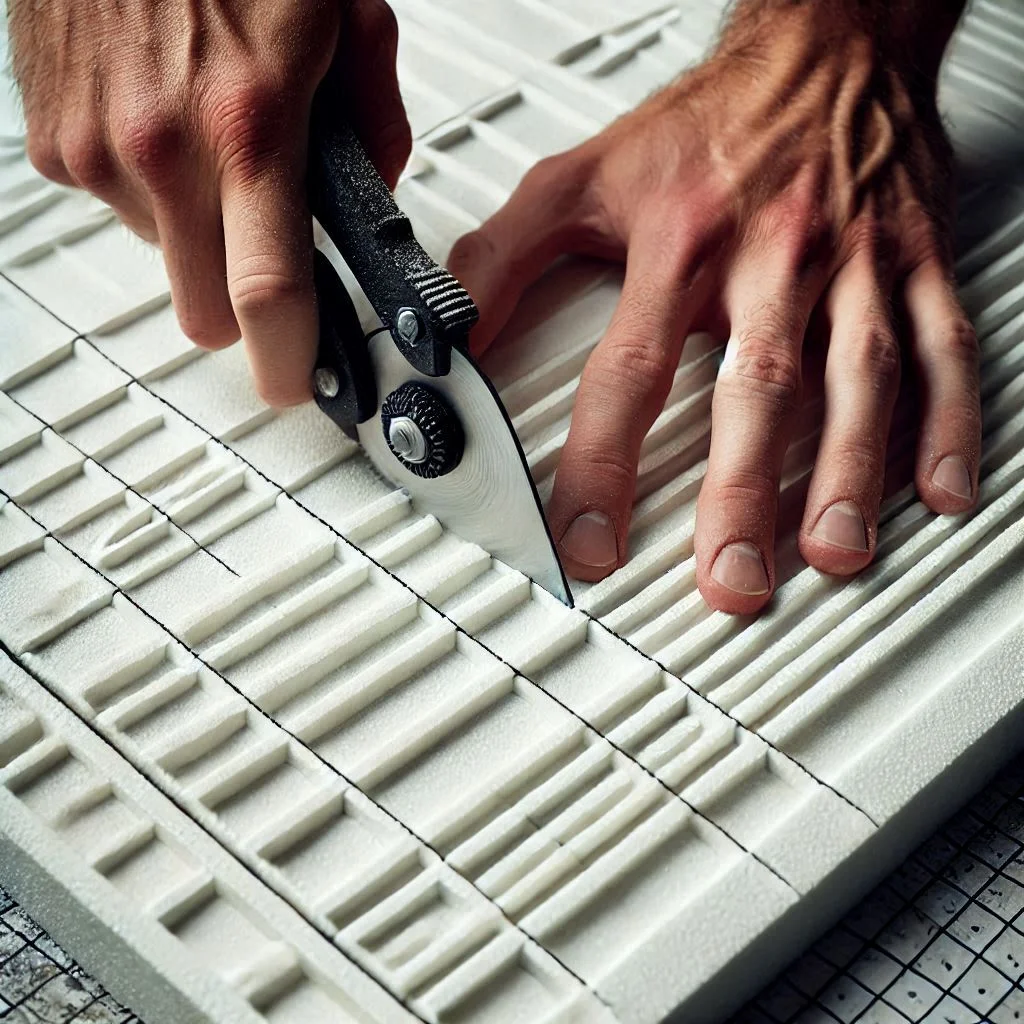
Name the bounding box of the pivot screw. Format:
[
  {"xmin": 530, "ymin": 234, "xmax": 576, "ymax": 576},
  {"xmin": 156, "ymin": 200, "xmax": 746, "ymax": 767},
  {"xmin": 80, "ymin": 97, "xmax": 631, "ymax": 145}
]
[
  {"xmin": 387, "ymin": 416, "xmax": 429, "ymax": 465},
  {"xmin": 395, "ymin": 308, "xmax": 422, "ymax": 346},
  {"xmin": 314, "ymin": 367, "xmax": 341, "ymax": 399}
]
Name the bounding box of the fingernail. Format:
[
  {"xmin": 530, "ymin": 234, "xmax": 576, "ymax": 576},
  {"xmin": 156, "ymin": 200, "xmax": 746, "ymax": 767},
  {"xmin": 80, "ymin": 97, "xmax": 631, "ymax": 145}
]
[
  {"xmin": 811, "ymin": 501, "xmax": 868, "ymax": 552},
  {"xmin": 559, "ymin": 511, "xmax": 618, "ymax": 570},
  {"xmin": 932, "ymin": 455, "xmax": 973, "ymax": 500},
  {"xmin": 711, "ymin": 542, "xmax": 769, "ymax": 595}
]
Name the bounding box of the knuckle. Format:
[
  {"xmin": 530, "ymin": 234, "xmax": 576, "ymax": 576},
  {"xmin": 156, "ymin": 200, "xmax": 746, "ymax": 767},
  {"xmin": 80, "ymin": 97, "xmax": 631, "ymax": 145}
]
[
  {"xmin": 115, "ymin": 112, "xmax": 183, "ymax": 189},
  {"xmin": 364, "ymin": 0, "xmax": 400, "ymax": 45},
  {"xmin": 595, "ymin": 332, "xmax": 670, "ymax": 394},
  {"xmin": 848, "ymin": 324, "xmax": 901, "ymax": 388},
  {"xmin": 937, "ymin": 316, "xmax": 979, "ymax": 365},
  {"xmin": 724, "ymin": 300, "xmax": 804, "ymax": 410},
  {"xmin": 711, "ymin": 470, "xmax": 778, "ymax": 510},
  {"xmin": 765, "ymin": 206, "xmax": 824, "ymax": 268},
  {"xmin": 796, "ymin": 221, "xmax": 831, "ymax": 269},
  {"xmin": 843, "ymin": 215, "xmax": 884, "ymax": 258},
  {"xmin": 828, "ymin": 433, "xmax": 885, "ymax": 471},
  {"xmin": 900, "ymin": 210, "xmax": 949, "ymax": 268},
  {"xmin": 228, "ymin": 263, "xmax": 305, "ymax": 319},
  {"xmin": 447, "ymin": 229, "xmax": 494, "ymax": 275},
  {"xmin": 841, "ymin": 219, "xmax": 899, "ymax": 276},
  {"xmin": 373, "ymin": 114, "xmax": 413, "ymax": 170},
  {"xmin": 521, "ymin": 150, "xmax": 592, "ymax": 209},
  {"xmin": 563, "ymin": 441, "xmax": 636, "ymax": 497},
  {"xmin": 522, "ymin": 154, "xmax": 564, "ymax": 191},
  {"xmin": 60, "ymin": 131, "xmax": 115, "ymax": 192},
  {"xmin": 729, "ymin": 343, "xmax": 801, "ymax": 410},
  {"xmin": 207, "ymin": 82, "xmax": 283, "ymax": 173},
  {"xmin": 640, "ymin": 209, "xmax": 713, "ymax": 284},
  {"xmin": 686, "ymin": 182, "xmax": 734, "ymax": 231}
]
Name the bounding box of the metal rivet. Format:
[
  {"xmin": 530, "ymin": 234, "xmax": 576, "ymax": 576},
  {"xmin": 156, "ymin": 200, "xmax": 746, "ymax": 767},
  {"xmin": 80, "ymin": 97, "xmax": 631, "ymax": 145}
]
[
  {"xmin": 395, "ymin": 308, "xmax": 422, "ymax": 346},
  {"xmin": 314, "ymin": 367, "xmax": 340, "ymax": 399},
  {"xmin": 387, "ymin": 415, "xmax": 429, "ymax": 464}
]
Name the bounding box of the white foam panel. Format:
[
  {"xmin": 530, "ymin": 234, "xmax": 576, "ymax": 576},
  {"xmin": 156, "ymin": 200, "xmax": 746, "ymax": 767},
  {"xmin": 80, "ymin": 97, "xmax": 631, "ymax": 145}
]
[{"xmin": 1, "ymin": 2, "xmax": 1023, "ymax": 1022}]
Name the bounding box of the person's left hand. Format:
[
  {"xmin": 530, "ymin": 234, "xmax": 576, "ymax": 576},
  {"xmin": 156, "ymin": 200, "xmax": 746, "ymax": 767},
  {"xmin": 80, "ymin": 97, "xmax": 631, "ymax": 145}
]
[{"xmin": 448, "ymin": 3, "xmax": 980, "ymax": 614}]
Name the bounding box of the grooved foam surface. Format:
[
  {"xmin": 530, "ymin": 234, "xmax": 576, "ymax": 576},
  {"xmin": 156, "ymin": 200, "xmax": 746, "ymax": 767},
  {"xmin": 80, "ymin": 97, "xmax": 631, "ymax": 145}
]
[{"xmin": 1, "ymin": 3, "xmax": 1024, "ymax": 1023}]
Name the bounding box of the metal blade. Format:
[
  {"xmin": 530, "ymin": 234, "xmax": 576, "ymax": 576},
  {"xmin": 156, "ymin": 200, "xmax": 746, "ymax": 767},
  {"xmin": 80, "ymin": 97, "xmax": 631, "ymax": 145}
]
[{"xmin": 357, "ymin": 333, "xmax": 573, "ymax": 606}]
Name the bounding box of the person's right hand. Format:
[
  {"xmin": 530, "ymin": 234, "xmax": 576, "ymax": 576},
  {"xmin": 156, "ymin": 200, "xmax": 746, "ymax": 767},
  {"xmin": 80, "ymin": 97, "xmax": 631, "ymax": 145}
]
[{"xmin": 10, "ymin": 0, "xmax": 411, "ymax": 406}]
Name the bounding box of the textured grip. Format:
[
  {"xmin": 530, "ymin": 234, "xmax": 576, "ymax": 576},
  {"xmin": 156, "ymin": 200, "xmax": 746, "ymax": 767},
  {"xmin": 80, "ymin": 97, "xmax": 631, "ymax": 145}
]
[
  {"xmin": 408, "ymin": 266, "xmax": 479, "ymax": 336},
  {"xmin": 307, "ymin": 70, "xmax": 478, "ymax": 378}
]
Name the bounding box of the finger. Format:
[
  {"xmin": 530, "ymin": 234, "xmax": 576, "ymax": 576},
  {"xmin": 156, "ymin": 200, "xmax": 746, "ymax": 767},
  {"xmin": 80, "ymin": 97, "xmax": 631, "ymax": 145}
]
[
  {"xmin": 103, "ymin": 91, "xmax": 238, "ymax": 343},
  {"xmin": 799, "ymin": 252, "xmax": 900, "ymax": 575},
  {"xmin": 341, "ymin": 0, "xmax": 412, "ymax": 189},
  {"xmin": 151, "ymin": 177, "xmax": 240, "ymax": 349},
  {"xmin": 110, "ymin": 98, "xmax": 241, "ymax": 345},
  {"xmin": 695, "ymin": 268, "xmax": 810, "ymax": 614},
  {"xmin": 547, "ymin": 220, "xmax": 705, "ymax": 581},
  {"xmin": 448, "ymin": 151, "xmax": 607, "ymax": 353},
  {"xmin": 904, "ymin": 256, "xmax": 981, "ymax": 513},
  {"xmin": 218, "ymin": 94, "xmax": 317, "ymax": 406}
]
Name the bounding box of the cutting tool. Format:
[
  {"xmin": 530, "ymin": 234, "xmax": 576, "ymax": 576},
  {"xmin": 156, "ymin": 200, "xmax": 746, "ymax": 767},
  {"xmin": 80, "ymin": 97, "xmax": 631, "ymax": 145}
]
[{"xmin": 305, "ymin": 75, "xmax": 572, "ymax": 607}]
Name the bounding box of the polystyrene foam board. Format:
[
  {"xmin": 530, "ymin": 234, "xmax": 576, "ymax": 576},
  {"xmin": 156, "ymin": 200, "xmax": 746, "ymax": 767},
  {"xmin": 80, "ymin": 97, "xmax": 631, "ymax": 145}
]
[{"xmin": 2, "ymin": 2, "xmax": 1024, "ymax": 1023}]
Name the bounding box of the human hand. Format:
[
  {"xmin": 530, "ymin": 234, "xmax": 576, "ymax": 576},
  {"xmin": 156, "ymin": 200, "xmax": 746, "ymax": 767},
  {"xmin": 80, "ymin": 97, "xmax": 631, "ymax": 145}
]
[
  {"xmin": 11, "ymin": 0, "xmax": 411, "ymax": 406},
  {"xmin": 449, "ymin": 0, "xmax": 977, "ymax": 614}
]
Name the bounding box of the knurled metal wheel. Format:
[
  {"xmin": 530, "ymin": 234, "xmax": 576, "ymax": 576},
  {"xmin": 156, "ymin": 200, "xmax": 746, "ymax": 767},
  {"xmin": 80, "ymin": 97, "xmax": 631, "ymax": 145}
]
[{"xmin": 380, "ymin": 381, "xmax": 464, "ymax": 478}]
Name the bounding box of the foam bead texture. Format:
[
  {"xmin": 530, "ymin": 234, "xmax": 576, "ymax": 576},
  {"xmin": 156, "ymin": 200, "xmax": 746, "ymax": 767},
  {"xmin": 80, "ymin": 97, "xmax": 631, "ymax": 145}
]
[{"xmin": 1, "ymin": 2, "xmax": 1024, "ymax": 1023}]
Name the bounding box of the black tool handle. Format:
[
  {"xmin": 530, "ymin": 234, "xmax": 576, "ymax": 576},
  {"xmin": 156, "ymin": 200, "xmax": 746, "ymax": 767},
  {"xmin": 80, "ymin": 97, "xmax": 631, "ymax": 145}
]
[
  {"xmin": 310, "ymin": 249, "xmax": 377, "ymax": 433},
  {"xmin": 307, "ymin": 72, "xmax": 478, "ymax": 385}
]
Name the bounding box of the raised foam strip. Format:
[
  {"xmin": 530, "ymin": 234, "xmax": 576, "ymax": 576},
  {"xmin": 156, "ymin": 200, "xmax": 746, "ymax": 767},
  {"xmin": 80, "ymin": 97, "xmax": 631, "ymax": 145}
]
[{"xmin": 0, "ymin": 651, "xmax": 414, "ymax": 1024}]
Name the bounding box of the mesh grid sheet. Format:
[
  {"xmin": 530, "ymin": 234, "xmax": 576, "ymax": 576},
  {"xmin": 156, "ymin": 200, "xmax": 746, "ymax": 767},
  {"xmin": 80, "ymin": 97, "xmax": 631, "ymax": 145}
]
[
  {"xmin": 1, "ymin": 1, "xmax": 1024, "ymax": 1024},
  {"xmin": 738, "ymin": 766, "xmax": 1024, "ymax": 1024},
  {"xmin": 0, "ymin": 890, "xmax": 139, "ymax": 1023}
]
